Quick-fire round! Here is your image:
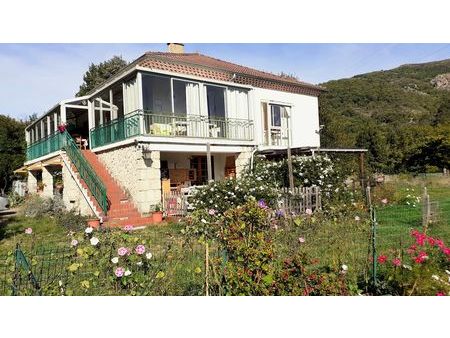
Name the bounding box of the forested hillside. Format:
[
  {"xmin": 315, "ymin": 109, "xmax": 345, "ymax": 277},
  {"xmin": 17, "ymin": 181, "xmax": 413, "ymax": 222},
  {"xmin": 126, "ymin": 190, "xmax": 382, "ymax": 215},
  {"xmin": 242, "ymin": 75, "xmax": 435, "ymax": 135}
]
[{"xmin": 319, "ymin": 59, "xmax": 450, "ymax": 174}]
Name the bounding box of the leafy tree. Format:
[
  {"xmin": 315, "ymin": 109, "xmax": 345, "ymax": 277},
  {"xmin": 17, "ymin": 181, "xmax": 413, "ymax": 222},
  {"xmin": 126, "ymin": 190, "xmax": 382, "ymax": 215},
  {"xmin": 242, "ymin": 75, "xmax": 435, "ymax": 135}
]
[
  {"xmin": 76, "ymin": 56, "xmax": 128, "ymax": 97},
  {"xmin": 0, "ymin": 115, "xmax": 27, "ymax": 194}
]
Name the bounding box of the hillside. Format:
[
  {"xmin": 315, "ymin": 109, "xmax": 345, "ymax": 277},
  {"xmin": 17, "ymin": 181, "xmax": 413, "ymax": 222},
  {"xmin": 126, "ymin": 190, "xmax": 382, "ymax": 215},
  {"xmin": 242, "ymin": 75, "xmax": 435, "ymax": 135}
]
[{"xmin": 319, "ymin": 58, "xmax": 450, "ymax": 173}]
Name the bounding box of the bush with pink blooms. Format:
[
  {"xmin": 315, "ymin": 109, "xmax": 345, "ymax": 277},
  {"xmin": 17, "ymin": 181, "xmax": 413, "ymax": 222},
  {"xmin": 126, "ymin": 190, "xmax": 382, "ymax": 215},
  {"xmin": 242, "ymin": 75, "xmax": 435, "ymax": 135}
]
[{"xmin": 375, "ymin": 230, "xmax": 450, "ymax": 295}]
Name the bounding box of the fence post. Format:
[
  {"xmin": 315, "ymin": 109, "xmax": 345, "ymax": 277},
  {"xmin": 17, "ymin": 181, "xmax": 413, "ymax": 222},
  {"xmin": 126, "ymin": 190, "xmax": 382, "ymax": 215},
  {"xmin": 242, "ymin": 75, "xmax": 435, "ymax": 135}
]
[
  {"xmin": 366, "ymin": 186, "xmax": 377, "ymax": 289},
  {"xmin": 422, "ymin": 187, "xmax": 430, "ymax": 232}
]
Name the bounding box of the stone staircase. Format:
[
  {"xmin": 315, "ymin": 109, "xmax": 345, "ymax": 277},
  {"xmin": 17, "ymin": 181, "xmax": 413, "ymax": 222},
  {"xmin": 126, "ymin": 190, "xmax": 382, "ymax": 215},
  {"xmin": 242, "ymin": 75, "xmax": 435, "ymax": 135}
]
[{"xmin": 67, "ymin": 150, "xmax": 153, "ymax": 227}]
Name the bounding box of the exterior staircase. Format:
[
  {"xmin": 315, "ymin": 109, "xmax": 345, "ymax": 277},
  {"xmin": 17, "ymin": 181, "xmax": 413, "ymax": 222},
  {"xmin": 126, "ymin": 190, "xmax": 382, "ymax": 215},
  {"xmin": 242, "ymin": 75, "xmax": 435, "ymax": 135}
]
[{"xmin": 64, "ymin": 148, "xmax": 153, "ymax": 227}]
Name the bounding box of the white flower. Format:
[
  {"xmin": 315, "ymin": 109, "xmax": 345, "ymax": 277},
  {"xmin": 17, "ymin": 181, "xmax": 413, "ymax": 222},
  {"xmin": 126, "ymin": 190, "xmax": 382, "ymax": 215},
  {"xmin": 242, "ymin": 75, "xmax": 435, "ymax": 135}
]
[
  {"xmin": 431, "ymin": 275, "xmax": 440, "ymax": 281},
  {"xmin": 85, "ymin": 227, "xmax": 93, "ymax": 234},
  {"xmin": 90, "ymin": 237, "xmax": 99, "ymax": 246},
  {"xmin": 402, "ymin": 264, "xmax": 412, "ymax": 270},
  {"xmin": 111, "ymin": 257, "xmax": 119, "ymax": 264},
  {"xmin": 146, "ymin": 252, "xmax": 153, "ymax": 260},
  {"xmin": 201, "ymin": 218, "xmax": 207, "ymax": 224},
  {"xmin": 136, "ymin": 261, "xmax": 143, "ymax": 266},
  {"xmin": 124, "ymin": 270, "xmax": 132, "ymax": 276},
  {"xmin": 341, "ymin": 264, "xmax": 348, "ymax": 272},
  {"xmin": 58, "ymin": 280, "xmax": 63, "ymax": 287},
  {"xmin": 445, "ymin": 270, "xmax": 450, "ymax": 275}
]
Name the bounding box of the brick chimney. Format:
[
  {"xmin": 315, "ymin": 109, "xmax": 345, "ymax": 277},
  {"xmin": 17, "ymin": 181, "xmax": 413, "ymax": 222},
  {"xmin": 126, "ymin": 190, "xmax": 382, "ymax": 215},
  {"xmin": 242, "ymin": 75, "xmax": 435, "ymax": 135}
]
[{"xmin": 167, "ymin": 43, "xmax": 184, "ymax": 54}]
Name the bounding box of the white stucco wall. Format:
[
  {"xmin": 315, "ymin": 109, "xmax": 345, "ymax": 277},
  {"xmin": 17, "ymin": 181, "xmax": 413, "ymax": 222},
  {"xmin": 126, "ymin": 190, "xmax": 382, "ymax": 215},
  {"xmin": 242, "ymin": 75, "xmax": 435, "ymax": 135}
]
[{"xmin": 250, "ymin": 88, "xmax": 321, "ymax": 148}]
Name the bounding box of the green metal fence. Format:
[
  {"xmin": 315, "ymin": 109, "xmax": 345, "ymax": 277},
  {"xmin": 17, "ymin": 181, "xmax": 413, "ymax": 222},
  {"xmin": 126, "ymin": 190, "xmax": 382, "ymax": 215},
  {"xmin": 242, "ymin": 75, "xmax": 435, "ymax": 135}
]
[{"xmin": 61, "ymin": 131, "xmax": 108, "ymax": 214}]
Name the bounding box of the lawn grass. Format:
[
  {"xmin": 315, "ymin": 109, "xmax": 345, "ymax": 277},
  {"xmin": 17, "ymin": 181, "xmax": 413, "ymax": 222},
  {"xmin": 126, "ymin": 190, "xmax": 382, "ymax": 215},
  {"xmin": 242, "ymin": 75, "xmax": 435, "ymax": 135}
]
[{"xmin": 375, "ymin": 175, "xmax": 450, "ymax": 252}]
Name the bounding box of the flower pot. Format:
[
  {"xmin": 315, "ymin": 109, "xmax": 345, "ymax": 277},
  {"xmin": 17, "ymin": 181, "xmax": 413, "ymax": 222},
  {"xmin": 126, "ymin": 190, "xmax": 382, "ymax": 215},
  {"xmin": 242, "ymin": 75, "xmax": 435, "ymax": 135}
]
[
  {"xmin": 87, "ymin": 218, "xmax": 101, "ymax": 228},
  {"xmin": 152, "ymin": 211, "xmax": 163, "ymax": 223}
]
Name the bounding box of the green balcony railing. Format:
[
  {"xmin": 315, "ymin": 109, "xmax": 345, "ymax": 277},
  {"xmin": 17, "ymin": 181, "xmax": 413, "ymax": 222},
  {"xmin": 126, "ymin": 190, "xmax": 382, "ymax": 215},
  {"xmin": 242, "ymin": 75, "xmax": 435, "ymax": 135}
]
[
  {"xmin": 26, "ymin": 131, "xmax": 64, "ymax": 161},
  {"xmin": 61, "ymin": 131, "xmax": 108, "ymax": 214},
  {"xmin": 90, "ymin": 110, "xmax": 254, "ymax": 149},
  {"xmin": 90, "ymin": 111, "xmax": 141, "ymax": 149}
]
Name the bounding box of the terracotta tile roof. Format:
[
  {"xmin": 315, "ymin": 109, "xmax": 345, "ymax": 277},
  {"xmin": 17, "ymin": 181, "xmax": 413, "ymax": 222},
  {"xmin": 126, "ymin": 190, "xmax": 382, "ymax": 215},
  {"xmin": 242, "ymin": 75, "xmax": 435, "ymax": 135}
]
[{"xmin": 138, "ymin": 52, "xmax": 325, "ymax": 96}]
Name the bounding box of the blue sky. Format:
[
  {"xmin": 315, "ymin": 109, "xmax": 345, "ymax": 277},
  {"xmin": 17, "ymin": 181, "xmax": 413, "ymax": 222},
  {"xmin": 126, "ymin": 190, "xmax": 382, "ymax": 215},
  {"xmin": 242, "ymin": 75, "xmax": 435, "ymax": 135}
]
[{"xmin": 1, "ymin": 43, "xmax": 449, "ymax": 120}]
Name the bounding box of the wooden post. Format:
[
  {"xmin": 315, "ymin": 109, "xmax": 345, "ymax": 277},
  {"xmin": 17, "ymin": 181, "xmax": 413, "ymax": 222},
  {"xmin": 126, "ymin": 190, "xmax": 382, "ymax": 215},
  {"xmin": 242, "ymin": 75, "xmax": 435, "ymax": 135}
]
[
  {"xmin": 205, "ymin": 242, "xmax": 209, "ymax": 296},
  {"xmin": 206, "ymin": 143, "xmax": 212, "ymax": 182}
]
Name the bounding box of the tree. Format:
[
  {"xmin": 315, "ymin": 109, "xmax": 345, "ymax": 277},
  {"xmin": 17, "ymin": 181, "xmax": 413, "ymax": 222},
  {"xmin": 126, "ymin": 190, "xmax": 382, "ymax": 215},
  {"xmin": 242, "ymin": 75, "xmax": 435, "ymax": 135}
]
[
  {"xmin": 76, "ymin": 56, "xmax": 128, "ymax": 97},
  {"xmin": 0, "ymin": 115, "xmax": 27, "ymax": 194}
]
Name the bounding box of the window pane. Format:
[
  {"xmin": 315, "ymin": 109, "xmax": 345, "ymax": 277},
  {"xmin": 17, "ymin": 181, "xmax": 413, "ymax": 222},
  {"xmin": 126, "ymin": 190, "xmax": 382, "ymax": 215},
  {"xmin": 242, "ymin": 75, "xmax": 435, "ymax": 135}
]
[
  {"xmin": 271, "ymin": 105, "xmax": 281, "ymax": 127},
  {"xmin": 173, "ymin": 80, "xmax": 187, "ymax": 116},
  {"xmin": 142, "ymin": 75, "xmax": 172, "ymax": 114},
  {"xmin": 207, "ymin": 86, "xmax": 225, "ymax": 118}
]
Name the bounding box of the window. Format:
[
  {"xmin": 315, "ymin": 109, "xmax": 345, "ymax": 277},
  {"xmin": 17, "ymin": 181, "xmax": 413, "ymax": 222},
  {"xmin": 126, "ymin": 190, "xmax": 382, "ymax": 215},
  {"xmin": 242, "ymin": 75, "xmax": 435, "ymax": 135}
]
[
  {"xmin": 142, "ymin": 75, "xmax": 172, "ymax": 114},
  {"xmin": 206, "ymin": 85, "xmax": 226, "ymax": 118},
  {"xmin": 271, "ymin": 105, "xmax": 282, "ymax": 127}
]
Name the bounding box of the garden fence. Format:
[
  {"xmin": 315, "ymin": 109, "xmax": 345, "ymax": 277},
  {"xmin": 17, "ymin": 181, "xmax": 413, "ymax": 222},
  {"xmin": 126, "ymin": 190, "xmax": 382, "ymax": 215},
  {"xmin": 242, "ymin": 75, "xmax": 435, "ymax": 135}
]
[
  {"xmin": 369, "ymin": 186, "xmax": 450, "ymax": 288},
  {"xmin": 278, "ymin": 186, "xmax": 322, "ymax": 215}
]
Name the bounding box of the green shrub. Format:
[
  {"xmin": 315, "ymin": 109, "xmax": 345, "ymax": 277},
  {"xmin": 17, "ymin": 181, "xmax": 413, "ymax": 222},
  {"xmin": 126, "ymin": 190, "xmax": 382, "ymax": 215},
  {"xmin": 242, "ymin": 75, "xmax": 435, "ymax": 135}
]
[
  {"xmin": 7, "ymin": 191, "xmax": 24, "ymax": 208},
  {"xmin": 55, "ymin": 209, "xmax": 88, "ymax": 231},
  {"xmin": 22, "ymin": 194, "xmax": 66, "ymax": 218}
]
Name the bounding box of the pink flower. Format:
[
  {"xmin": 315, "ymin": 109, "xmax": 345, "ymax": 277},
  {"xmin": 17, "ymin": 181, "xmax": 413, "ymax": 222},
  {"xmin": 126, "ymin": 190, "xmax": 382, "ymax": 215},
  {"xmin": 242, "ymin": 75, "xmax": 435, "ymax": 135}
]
[
  {"xmin": 436, "ymin": 292, "xmax": 445, "ymax": 296},
  {"xmin": 414, "ymin": 251, "xmax": 428, "ymax": 264},
  {"xmin": 115, "ymin": 267, "xmax": 125, "ymax": 277},
  {"xmin": 427, "ymin": 237, "xmax": 435, "ymax": 246},
  {"xmin": 71, "ymin": 239, "xmax": 78, "ymax": 247},
  {"xmin": 381, "ymin": 198, "xmax": 388, "ymax": 205},
  {"xmin": 123, "ymin": 224, "xmax": 134, "ymax": 232},
  {"xmin": 392, "ymin": 258, "xmax": 401, "ymax": 267},
  {"xmin": 208, "ymin": 209, "xmax": 216, "ymax": 216},
  {"xmin": 305, "ymin": 208, "xmax": 313, "ymax": 216},
  {"xmin": 118, "ymin": 247, "xmax": 129, "ymax": 256},
  {"xmin": 442, "ymin": 247, "xmax": 450, "ymax": 256},
  {"xmin": 377, "ymin": 255, "xmax": 387, "ymax": 264},
  {"xmin": 135, "ymin": 245, "xmax": 146, "ymax": 255},
  {"xmin": 24, "ymin": 228, "xmax": 33, "ymax": 235},
  {"xmin": 298, "ymin": 237, "xmax": 305, "ymax": 244}
]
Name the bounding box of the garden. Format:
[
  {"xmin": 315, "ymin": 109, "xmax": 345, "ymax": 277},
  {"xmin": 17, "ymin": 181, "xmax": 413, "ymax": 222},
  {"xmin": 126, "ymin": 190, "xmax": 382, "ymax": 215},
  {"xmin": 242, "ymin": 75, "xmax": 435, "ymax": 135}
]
[{"xmin": 1, "ymin": 155, "xmax": 449, "ymax": 296}]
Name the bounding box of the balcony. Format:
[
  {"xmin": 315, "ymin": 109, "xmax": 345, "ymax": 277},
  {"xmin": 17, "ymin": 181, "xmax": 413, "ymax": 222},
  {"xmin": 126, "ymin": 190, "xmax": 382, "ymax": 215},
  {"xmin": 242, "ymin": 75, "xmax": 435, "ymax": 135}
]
[
  {"xmin": 26, "ymin": 131, "xmax": 64, "ymax": 161},
  {"xmin": 90, "ymin": 110, "xmax": 254, "ymax": 149}
]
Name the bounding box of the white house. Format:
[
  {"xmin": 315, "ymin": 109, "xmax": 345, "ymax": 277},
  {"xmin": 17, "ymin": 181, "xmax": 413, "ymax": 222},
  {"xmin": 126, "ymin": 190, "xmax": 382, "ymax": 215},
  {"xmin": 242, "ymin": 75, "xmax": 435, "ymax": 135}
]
[{"xmin": 20, "ymin": 43, "xmax": 324, "ymax": 226}]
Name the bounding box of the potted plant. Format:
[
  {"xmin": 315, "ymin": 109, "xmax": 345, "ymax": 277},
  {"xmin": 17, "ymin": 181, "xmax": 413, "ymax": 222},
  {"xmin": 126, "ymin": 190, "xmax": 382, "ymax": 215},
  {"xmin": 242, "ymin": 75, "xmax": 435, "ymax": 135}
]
[
  {"xmin": 54, "ymin": 177, "xmax": 64, "ymax": 193},
  {"xmin": 37, "ymin": 181, "xmax": 45, "ymax": 193},
  {"xmin": 152, "ymin": 203, "xmax": 163, "ymax": 223},
  {"xmin": 86, "ymin": 218, "xmax": 101, "ymax": 228},
  {"xmin": 57, "ymin": 123, "xmax": 67, "ymax": 133}
]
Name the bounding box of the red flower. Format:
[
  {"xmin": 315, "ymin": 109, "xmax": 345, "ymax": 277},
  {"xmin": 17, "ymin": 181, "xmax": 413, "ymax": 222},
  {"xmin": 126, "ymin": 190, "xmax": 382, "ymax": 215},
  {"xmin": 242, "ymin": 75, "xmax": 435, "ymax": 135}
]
[
  {"xmin": 377, "ymin": 255, "xmax": 387, "ymax": 264},
  {"xmin": 436, "ymin": 292, "xmax": 445, "ymax": 296},
  {"xmin": 427, "ymin": 237, "xmax": 435, "ymax": 246}
]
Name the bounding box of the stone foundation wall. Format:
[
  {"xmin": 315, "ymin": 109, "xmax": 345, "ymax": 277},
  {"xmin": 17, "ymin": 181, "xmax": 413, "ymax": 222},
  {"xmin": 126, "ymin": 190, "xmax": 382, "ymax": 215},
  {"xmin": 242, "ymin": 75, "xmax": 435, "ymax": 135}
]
[
  {"xmin": 97, "ymin": 144, "xmax": 161, "ymax": 214},
  {"xmin": 62, "ymin": 162, "xmax": 95, "ymax": 217},
  {"xmin": 235, "ymin": 148, "xmax": 253, "ymax": 178}
]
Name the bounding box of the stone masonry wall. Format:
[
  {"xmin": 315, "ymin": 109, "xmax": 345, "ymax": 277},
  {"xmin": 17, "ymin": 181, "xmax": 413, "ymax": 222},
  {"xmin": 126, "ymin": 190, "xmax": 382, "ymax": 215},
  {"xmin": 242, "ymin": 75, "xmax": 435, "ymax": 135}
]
[
  {"xmin": 97, "ymin": 144, "xmax": 161, "ymax": 214},
  {"xmin": 62, "ymin": 162, "xmax": 95, "ymax": 217},
  {"xmin": 27, "ymin": 171, "xmax": 38, "ymax": 194},
  {"xmin": 235, "ymin": 148, "xmax": 253, "ymax": 178},
  {"xmin": 41, "ymin": 166, "xmax": 54, "ymax": 198}
]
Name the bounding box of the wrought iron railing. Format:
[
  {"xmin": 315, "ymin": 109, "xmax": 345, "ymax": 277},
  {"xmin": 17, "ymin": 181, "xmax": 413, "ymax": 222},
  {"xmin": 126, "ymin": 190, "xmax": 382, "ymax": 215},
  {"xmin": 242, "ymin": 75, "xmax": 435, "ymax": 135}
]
[
  {"xmin": 90, "ymin": 110, "xmax": 254, "ymax": 149},
  {"xmin": 26, "ymin": 131, "xmax": 64, "ymax": 161},
  {"xmin": 61, "ymin": 131, "xmax": 108, "ymax": 214}
]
